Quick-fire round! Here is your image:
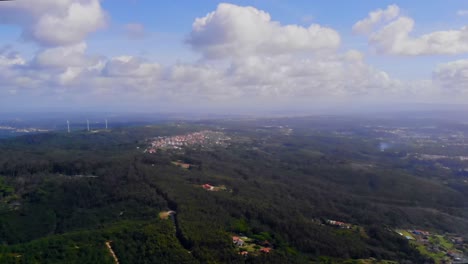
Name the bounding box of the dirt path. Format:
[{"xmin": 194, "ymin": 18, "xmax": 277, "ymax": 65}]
[{"xmin": 105, "ymin": 241, "xmax": 119, "ymax": 264}]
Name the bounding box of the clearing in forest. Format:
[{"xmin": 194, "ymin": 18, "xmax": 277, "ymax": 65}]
[{"xmin": 159, "ymin": 210, "xmax": 176, "ymax": 220}]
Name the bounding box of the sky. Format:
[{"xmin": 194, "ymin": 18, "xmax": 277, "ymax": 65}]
[{"xmin": 0, "ymin": 0, "xmax": 467, "ymax": 113}]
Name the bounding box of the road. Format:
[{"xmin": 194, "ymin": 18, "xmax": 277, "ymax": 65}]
[{"xmin": 105, "ymin": 241, "xmax": 120, "ymax": 264}]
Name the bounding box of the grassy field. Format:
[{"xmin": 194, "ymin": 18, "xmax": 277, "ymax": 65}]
[{"xmin": 412, "ymin": 242, "xmax": 446, "ymax": 263}]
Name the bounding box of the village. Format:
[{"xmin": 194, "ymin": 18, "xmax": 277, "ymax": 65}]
[
  {"xmin": 318, "ymin": 219, "xmax": 468, "ymax": 264},
  {"xmin": 325, "ymin": 219, "xmax": 353, "ymax": 229},
  {"xmin": 232, "ymin": 234, "xmax": 273, "ymax": 257},
  {"xmin": 395, "ymin": 229, "xmax": 468, "ymax": 264},
  {"xmin": 144, "ymin": 130, "xmax": 231, "ymax": 153},
  {"xmin": 230, "ymin": 219, "xmax": 359, "ymax": 258},
  {"xmin": 0, "ymin": 125, "xmax": 49, "ymax": 134}
]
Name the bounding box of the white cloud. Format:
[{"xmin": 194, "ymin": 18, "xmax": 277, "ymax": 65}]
[
  {"xmin": 0, "ymin": 46, "xmax": 26, "ymax": 67},
  {"xmin": 1, "ymin": 45, "xmax": 413, "ymax": 104},
  {"xmin": 352, "ymin": 4, "xmax": 400, "ymax": 35},
  {"xmin": 355, "ymin": 5, "xmax": 468, "ymax": 55},
  {"xmin": 2, "ymin": 2, "xmax": 466, "ymax": 110},
  {"xmin": 34, "ymin": 42, "xmax": 90, "ymax": 68},
  {"xmin": 57, "ymin": 67, "xmax": 83, "ymax": 85},
  {"xmin": 187, "ymin": 3, "xmax": 340, "ymax": 59},
  {"xmin": 103, "ymin": 56, "xmax": 162, "ymax": 78},
  {"xmin": 0, "ymin": 0, "xmax": 107, "ymax": 46},
  {"xmin": 163, "ymin": 51, "xmax": 404, "ymax": 100},
  {"xmin": 433, "ymin": 59, "xmax": 468, "ymax": 93},
  {"xmin": 167, "ymin": 64, "xmax": 232, "ymax": 99}
]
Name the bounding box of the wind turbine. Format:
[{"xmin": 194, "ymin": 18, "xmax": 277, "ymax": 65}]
[
  {"xmin": 87, "ymin": 119, "xmax": 90, "ymax": 131},
  {"xmin": 67, "ymin": 120, "xmax": 70, "ymax": 133},
  {"xmin": 105, "ymin": 119, "xmax": 108, "ymax": 130}
]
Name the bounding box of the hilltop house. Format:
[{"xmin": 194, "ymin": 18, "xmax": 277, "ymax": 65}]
[
  {"xmin": 327, "ymin": 220, "xmax": 352, "ymax": 229},
  {"xmin": 203, "ymin": 184, "xmax": 214, "ymax": 191},
  {"xmin": 232, "ymin": 236, "xmax": 245, "ymax": 247},
  {"xmin": 412, "ymin": 230, "xmax": 430, "ymax": 236}
]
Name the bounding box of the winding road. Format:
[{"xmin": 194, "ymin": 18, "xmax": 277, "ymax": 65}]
[{"xmin": 105, "ymin": 241, "xmax": 120, "ymax": 264}]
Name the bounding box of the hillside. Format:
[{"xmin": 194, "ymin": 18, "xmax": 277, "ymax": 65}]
[{"xmin": 0, "ymin": 117, "xmax": 466, "ymax": 263}]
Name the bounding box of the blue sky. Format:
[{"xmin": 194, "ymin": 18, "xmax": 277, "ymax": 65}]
[
  {"xmin": 0, "ymin": 0, "xmax": 467, "ymax": 112},
  {"xmin": 95, "ymin": 0, "xmax": 466, "ymax": 76},
  {"xmin": 95, "ymin": 1, "xmax": 467, "ymax": 54}
]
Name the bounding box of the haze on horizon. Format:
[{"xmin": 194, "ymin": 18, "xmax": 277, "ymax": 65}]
[{"xmin": 0, "ymin": 0, "xmax": 467, "ymax": 113}]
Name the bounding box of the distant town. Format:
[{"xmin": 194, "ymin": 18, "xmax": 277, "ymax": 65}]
[
  {"xmin": 0, "ymin": 125, "xmax": 49, "ymax": 134},
  {"xmin": 144, "ymin": 130, "xmax": 231, "ymax": 153}
]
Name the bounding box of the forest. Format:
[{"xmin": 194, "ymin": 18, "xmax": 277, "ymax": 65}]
[{"xmin": 0, "ymin": 117, "xmax": 466, "ymax": 263}]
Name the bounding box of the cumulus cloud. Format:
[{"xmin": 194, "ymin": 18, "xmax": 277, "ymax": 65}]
[
  {"xmin": 355, "ymin": 5, "xmax": 468, "ymax": 55},
  {"xmin": 181, "ymin": 4, "xmax": 407, "ymax": 100},
  {"xmin": 33, "ymin": 42, "xmax": 90, "ymax": 68},
  {"xmin": 161, "ymin": 49, "xmax": 413, "ymax": 101},
  {"xmin": 103, "ymin": 56, "xmax": 161, "ymax": 78},
  {"xmin": 124, "ymin": 23, "xmax": 146, "ymax": 39},
  {"xmin": 0, "ymin": 0, "xmax": 107, "ymax": 46},
  {"xmin": 1, "ymin": 2, "xmax": 464, "ymax": 110},
  {"xmin": 0, "ymin": 46, "xmax": 26, "ymax": 67},
  {"xmin": 1, "ymin": 45, "xmax": 410, "ymax": 104},
  {"xmin": 352, "ymin": 4, "xmax": 400, "ymax": 34},
  {"xmin": 187, "ymin": 3, "xmax": 340, "ymax": 59},
  {"xmin": 433, "ymin": 59, "xmax": 468, "ymax": 93},
  {"xmin": 0, "ymin": 47, "xmax": 41, "ymax": 95}
]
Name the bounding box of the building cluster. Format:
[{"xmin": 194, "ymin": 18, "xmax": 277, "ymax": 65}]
[
  {"xmin": 0, "ymin": 125, "xmax": 49, "ymax": 133},
  {"xmin": 326, "ymin": 219, "xmax": 352, "ymax": 229},
  {"xmin": 232, "ymin": 235, "xmax": 272, "ymax": 257},
  {"xmin": 232, "ymin": 236, "xmax": 244, "ymax": 247},
  {"xmin": 202, "ymin": 184, "xmax": 215, "ymax": 191},
  {"xmin": 397, "ymin": 229, "xmax": 467, "ymax": 263},
  {"xmin": 417, "ymin": 154, "xmax": 468, "ymax": 161},
  {"xmin": 201, "ymin": 183, "xmax": 228, "ymax": 192},
  {"xmin": 369, "ymin": 125, "xmax": 468, "ymax": 148},
  {"xmin": 412, "ymin": 229, "xmax": 430, "ymax": 236},
  {"xmin": 145, "ymin": 130, "xmax": 230, "ymax": 153}
]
